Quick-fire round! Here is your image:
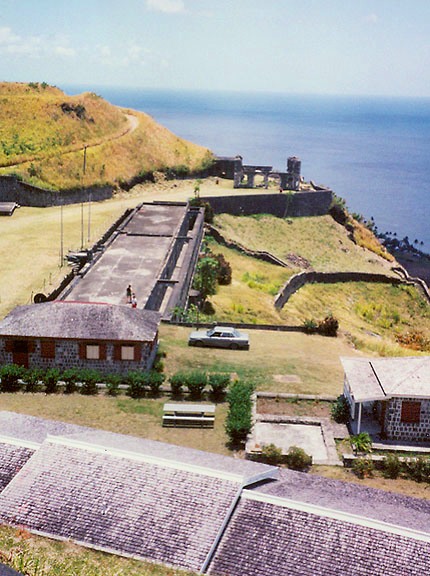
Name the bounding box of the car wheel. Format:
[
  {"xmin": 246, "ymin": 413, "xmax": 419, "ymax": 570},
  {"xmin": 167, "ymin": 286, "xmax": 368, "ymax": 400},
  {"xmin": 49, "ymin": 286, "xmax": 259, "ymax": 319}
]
[
  {"xmin": 196, "ymin": 340, "xmax": 204, "ymax": 347},
  {"xmin": 230, "ymin": 343, "xmax": 239, "ymax": 350}
]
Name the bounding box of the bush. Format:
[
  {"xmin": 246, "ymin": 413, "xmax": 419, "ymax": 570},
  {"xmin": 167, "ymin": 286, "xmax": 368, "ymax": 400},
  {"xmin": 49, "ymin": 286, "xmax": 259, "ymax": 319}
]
[
  {"xmin": 285, "ymin": 446, "xmax": 312, "ymax": 471},
  {"xmin": 352, "ymin": 456, "xmax": 374, "ymax": 479},
  {"xmin": 302, "ymin": 319, "xmax": 317, "ymax": 334},
  {"xmin": 208, "ymin": 373, "xmax": 230, "ymax": 400},
  {"xmin": 350, "ymin": 432, "xmax": 372, "ymax": 454},
  {"xmin": 78, "ymin": 369, "xmax": 100, "ymax": 395},
  {"xmin": 317, "ymin": 315, "xmax": 339, "ymax": 337},
  {"xmin": 225, "ymin": 381, "xmax": 253, "ymax": 444},
  {"xmin": 125, "ymin": 371, "xmax": 148, "ymax": 399},
  {"xmin": 169, "ymin": 372, "xmax": 186, "ymax": 397},
  {"xmin": 382, "ymin": 453, "xmax": 402, "ymax": 479},
  {"xmin": 62, "ymin": 367, "xmax": 81, "ymax": 394},
  {"xmin": 331, "ymin": 395, "xmax": 350, "ymax": 424},
  {"xmin": 215, "ymin": 253, "xmax": 232, "ymax": 285},
  {"xmin": 43, "ymin": 367, "xmax": 61, "ymax": 394},
  {"xmin": 23, "ymin": 367, "xmax": 43, "ymax": 393},
  {"xmin": 0, "ymin": 364, "xmax": 25, "ymax": 392},
  {"xmin": 404, "ymin": 456, "xmax": 430, "ymax": 483},
  {"xmin": 147, "ymin": 371, "xmax": 165, "ymax": 396},
  {"xmin": 186, "ymin": 370, "xmax": 208, "ymax": 399},
  {"xmin": 105, "ymin": 373, "xmax": 122, "ymax": 397},
  {"xmin": 260, "ymin": 443, "xmax": 284, "ymax": 466}
]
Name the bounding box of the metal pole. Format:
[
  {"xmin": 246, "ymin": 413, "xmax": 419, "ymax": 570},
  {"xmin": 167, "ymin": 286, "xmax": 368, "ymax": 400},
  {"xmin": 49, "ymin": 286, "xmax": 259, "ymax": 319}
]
[
  {"xmin": 60, "ymin": 204, "xmax": 64, "ymax": 266},
  {"xmin": 81, "ymin": 201, "xmax": 84, "ymax": 249},
  {"xmin": 87, "ymin": 191, "xmax": 91, "ymax": 242}
]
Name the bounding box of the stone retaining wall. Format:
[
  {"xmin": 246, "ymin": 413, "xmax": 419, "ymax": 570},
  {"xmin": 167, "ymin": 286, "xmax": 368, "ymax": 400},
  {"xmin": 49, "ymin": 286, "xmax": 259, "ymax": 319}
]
[
  {"xmin": 275, "ymin": 270, "xmax": 405, "ymax": 308},
  {"xmin": 0, "ymin": 175, "xmax": 113, "ymax": 207},
  {"xmin": 200, "ymin": 190, "xmax": 333, "ymax": 218}
]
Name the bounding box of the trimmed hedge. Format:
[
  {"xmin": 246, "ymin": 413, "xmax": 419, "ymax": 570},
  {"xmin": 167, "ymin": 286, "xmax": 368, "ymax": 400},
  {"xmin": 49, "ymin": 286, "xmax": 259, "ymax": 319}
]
[{"xmin": 225, "ymin": 381, "xmax": 253, "ymax": 444}]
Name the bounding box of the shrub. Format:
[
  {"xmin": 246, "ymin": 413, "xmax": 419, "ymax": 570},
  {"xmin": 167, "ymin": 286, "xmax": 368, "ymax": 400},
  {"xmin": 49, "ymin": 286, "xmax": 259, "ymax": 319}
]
[
  {"xmin": 23, "ymin": 367, "xmax": 43, "ymax": 393},
  {"xmin": 215, "ymin": 253, "xmax": 232, "ymax": 285},
  {"xmin": 0, "ymin": 364, "xmax": 25, "ymax": 392},
  {"xmin": 186, "ymin": 370, "xmax": 208, "ymax": 399},
  {"xmin": 169, "ymin": 372, "xmax": 186, "ymax": 397},
  {"xmin": 285, "ymin": 446, "xmax": 312, "ymax": 471},
  {"xmin": 225, "ymin": 381, "xmax": 253, "ymax": 444},
  {"xmin": 404, "ymin": 456, "xmax": 430, "ymax": 483},
  {"xmin": 331, "ymin": 395, "xmax": 350, "ymax": 424},
  {"xmin": 62, "ymin": 367, "xmax": 81, "ymax": 394},
  {"xmin": 382, "ymin": 453, "xmax": 402, "ymax": 479},
  {"xmin": 147, "ymin": 372, "xmax": 165, "ymax": 396},
  {"xmin": 350, "ymin": 432, "xmax": 372, "ymax": 454},
  {"xmin": 105, "ymin": 373, "xmax": 122, "ymax": 397},
  {"xmin": 260, "ymin": 443, "xmax": 284, "ymax": 466},
  {"xmin": 317, "ymin": 315, "xmax": 339, "ymax": 337},
  {"xmin": 43, "ymin": 367, "xmax": 61, "ymax": 394},
  {"xmin": 302, "ymin": 319, "xmax": 317, "ymax": 334},
  {"xmin": 125, "ymin": 371, "xmax": 148, "ymax": 399},
  {"xmin": 208, "ymin": 373, "xmax": 230, "ymax": 399},
  {"xmin": 78, "ymin": 369, "xmax": 100, "ymax": 395},
  {"xmin": 352, "ymin": 456, "xmax": 374, "ymax": 479}
]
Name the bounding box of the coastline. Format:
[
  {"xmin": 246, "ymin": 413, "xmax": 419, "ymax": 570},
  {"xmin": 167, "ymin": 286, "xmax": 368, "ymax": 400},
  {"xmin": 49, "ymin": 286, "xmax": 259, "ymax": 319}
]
[{"xmin": 394, "ymin": 250, "xmax": 430, "ymax": 288}]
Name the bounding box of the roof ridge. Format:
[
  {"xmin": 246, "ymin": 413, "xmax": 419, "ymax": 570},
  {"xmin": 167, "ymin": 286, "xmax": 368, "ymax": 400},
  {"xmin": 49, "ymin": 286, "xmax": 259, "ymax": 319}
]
[{"xmin": 368, "ymin": 360, "xmax": 387, "ymax": 397}]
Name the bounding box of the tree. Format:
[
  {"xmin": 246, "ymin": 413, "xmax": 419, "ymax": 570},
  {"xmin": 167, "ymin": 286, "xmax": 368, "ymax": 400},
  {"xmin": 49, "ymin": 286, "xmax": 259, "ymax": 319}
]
[{"xmin": 192, "ymin": 255, "xmax": 219, "ymax": 301}]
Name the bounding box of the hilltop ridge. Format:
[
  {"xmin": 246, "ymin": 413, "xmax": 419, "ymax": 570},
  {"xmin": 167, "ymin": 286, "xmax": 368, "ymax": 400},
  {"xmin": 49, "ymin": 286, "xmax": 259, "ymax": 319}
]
[{"xmin": 0, "ymin": 82, "xmax": 212, "ymax": 191}]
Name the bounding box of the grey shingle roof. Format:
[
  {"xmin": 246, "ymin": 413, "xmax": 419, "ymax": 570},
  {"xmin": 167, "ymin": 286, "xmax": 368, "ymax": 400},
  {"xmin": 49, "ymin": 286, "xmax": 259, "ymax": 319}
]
[
  {"xmin": 63, "ymin": 429, "xmax": 277, "ymax": 484},
  {"xmin": 253, "ymin": 468, "xmax": 430, "ymax": 535},
  {"xmin": 0, "ymin": 439, "xmax": 241, "ymax": 572},
  {"xmin": 0, "ymin": 442, "xmax": 34, "ymax": 492},
  {"xmin": 341, "ymin": 356, "xmax": 430, "ymax": 401},
  {"xmin": 0, "ymin": 411, "xmax": 92, "ymax": 445},
  {"xmin": 209, "ymin": 493, "xmax": 430, "ymax": 576},
  {"xmin": 0, "ymin": 301, "xmax": 161, "ymax": 341}
]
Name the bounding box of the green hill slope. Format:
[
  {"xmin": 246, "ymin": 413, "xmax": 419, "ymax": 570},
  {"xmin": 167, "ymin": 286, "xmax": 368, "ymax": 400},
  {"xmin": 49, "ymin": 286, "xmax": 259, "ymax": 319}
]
[{"xmin": 0, "ymin": 82, "xmax": 212, "ymax": 190}]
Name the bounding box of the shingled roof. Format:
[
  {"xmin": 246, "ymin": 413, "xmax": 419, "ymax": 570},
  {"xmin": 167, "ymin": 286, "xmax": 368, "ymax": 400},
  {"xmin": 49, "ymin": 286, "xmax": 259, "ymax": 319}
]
[
  {"xmin": 0, "ymin": 301, "xmax": 161, "ymax": 342},
  {"xmin": 0, "ymin": 419, "xmax": 277, "ymax": 573},
  {"xmin": 209, "ymin": 491, "xmax": 430, "ymax": 576}
]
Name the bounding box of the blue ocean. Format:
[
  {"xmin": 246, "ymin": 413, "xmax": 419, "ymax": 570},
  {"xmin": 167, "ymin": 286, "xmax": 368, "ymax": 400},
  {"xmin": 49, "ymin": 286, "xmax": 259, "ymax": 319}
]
[{"xmin": 65, "ymin": 86, "xmax": 430, "ymax": 251}]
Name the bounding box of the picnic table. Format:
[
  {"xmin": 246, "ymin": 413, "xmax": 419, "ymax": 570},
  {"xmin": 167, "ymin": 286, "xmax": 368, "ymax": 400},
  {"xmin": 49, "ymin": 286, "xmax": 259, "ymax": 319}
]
[{"xmin": 162, "ymin": 403, "xmax": 215, "ymax": 428}]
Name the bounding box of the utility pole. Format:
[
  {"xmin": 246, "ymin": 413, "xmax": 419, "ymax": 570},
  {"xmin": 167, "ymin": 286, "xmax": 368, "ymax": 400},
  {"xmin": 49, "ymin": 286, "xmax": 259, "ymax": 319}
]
[
  {"xmin": 80, "ymin": 145, "xmax": 87, "ymax": 249},
  {"xmin": 60, "ymin": 203, "xmax": 64, "ymax": 266}
]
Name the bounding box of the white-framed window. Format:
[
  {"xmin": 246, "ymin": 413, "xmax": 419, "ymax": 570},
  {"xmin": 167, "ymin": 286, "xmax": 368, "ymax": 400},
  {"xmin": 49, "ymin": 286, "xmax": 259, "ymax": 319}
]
[
  {"xmin": 86, "ymin": 345, "xmax": 100, "ymax": 360},
  {"xmin": 121, "ymin": 345, "xmax": 135, "ymax": 360}
]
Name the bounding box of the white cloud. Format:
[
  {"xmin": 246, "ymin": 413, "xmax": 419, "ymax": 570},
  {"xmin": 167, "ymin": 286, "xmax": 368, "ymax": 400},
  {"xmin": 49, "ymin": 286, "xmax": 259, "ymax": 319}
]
[
  {"xmin": 0, "ymin": 26, "xmax": 75, "ymax": 58},
  {"xmin": 54, "ymin": 46, "xmax": 75, "ymax": 57},
  {"xmin": 145, "ymin": 0, "xmax": 185, "ymax": 14},
  {"xmin": 365, "ymin": 13, "xmax": 379, "ymax": 25}
]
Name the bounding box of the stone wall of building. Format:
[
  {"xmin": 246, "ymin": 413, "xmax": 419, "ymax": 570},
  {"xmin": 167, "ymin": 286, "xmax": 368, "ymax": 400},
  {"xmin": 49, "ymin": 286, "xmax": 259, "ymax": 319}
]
[
  {"xmin": 384, "ymin": 397, "xmax": 430, "ymax": 442},
  {"xmin": 200, "ymin": 190, "xmax": 333, "ymax": 219},
  {"xmin": 0, "ymin": 337, "xmax": 158, "ymax": 375},
  {"xmin": 0, "ymin": 176, "xmax": 113, "ymax": 207}
]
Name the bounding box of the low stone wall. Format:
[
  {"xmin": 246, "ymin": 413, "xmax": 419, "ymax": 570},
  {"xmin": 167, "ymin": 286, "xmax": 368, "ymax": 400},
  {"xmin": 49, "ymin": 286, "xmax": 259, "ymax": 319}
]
[
  {"xmin": 200, "ymin": 190, "xmax": 333, "ymax": 218},
  {"xmin": 0, "ymin": 175, "xmax": 113, "ymax": 207},
  {"xmin": 275, "ymin": 270, "xmax": 405, "ymax": 308}
]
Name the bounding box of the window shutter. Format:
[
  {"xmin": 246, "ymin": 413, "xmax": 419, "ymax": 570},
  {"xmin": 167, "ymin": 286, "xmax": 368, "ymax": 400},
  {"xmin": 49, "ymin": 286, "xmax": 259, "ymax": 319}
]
[
  {"xmin": 79, "ymin": 342, "xmax": 86, "ymax": 359},
  {"xmin": 99, "ymin": 343, "xmax": 107, "ymax": 360},
  {"xmin": 134, "ymin": 344, "xmax": 142, "ymax": 362},
  {"xmin": 5, "ymin": 340, "xmax": 13, "ymax": 353},
  {"xmin": 41, "ymin": 340, "xmax": 55, "ymax": 359},
  {"xmin": 113, "ymin": 344, "xmax": 121, "ymax": 361},
  {"xmin": 401, "ymin": 401, "xmax": 421, "ymax": 424}
]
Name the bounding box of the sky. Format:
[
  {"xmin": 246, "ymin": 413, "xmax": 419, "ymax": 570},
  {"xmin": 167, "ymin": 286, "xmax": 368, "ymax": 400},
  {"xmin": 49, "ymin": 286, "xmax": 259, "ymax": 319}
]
[{"xmin": 0, "ymin": 0, "xmax": 430, "ymax": 97}]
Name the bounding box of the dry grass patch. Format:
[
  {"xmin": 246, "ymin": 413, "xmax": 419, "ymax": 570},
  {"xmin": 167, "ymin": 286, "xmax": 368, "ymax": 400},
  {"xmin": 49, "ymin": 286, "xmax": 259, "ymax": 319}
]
[
  {"xmin": 213, "ymin": 213, "xmax": 395, "ymax": 274},
  {"xmin": 0, "ymin": 524, "xmax": 195, "ymax": 576},
  {"xmin": 312, "ymin": 465, "xmax": 430, "ymax": 501}
]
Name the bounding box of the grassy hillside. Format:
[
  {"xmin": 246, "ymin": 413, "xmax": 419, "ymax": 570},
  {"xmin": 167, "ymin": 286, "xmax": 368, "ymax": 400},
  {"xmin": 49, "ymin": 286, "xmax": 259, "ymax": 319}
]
[
  {"xmin": 0, "ymin": 82, "xmax": 211, "ymax": 190},
  {"xmin": 213, "ymin": 213, "xmax": 395, "ymax": 274},
  {"xmin": 207, "ymin": 215, "xmax": 429, "ymax": 355}
]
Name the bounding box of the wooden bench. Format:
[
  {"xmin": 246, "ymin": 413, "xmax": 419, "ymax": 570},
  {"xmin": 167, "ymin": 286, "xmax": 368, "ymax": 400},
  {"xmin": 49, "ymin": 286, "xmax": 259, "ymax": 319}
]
[{"xmin": 162, "ymin": 403, "xmax": 215, "ymax": 428}]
